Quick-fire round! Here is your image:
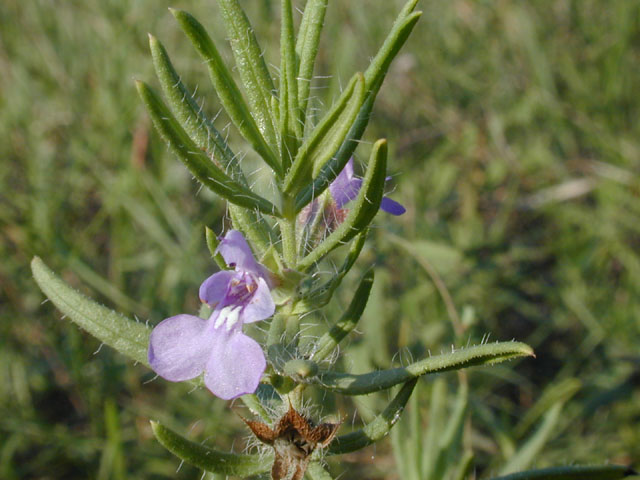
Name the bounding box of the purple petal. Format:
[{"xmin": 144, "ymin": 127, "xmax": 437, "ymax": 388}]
[
  {"xmin": 329, "ymin": 159, "xmax": 362, "ymax": 208},
  {"xmin": 148, "ymin": 314, "xmax": 210, "ymax": 381},
  {"xmin": 380, "ymin": 196, "xmax": 406, "ymax": 216},
  {"xmin": 204, "ymin": 329, "xmax": 266, "ymax": 399},
  {"xmin": 199, "ymin": 270, "xmax": 236, "ymax": 305},
  {"xmin": 216, "ymin": 230, "xmax": 263, "ymax": 275},
  {"xmin": 241, "ymin": 277, "xmax": 275, "ymax": 324}
]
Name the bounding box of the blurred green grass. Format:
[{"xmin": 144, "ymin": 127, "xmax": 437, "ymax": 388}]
[{"xmin": 1, "ymin": 0, "xmax": 639, "ymax": 478}]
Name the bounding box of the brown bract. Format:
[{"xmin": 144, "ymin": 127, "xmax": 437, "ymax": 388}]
[{"xmin": 243, "ymin": 405, "xmax": 340, "ymax": 480}]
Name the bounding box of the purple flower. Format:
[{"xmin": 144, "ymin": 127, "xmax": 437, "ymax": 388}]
[
  {"xmin": 329, "ymin": 158, "xmax": 406, "ymax": 216},
  {"xmin": 148, "ymin": 230, "xmax": 274, "ymax": 400}
]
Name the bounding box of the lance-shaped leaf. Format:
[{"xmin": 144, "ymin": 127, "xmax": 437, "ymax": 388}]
[
  {"xmin": 328, "ymin": 379, "xmax": 418, "ymax": 455},
  {"xmin": 283, "ymin": 73, "xmax": 366, "ymax": 194},
  {"xmin": 31, "ymin": 257, "xmax": 150, "ymax": 366},
  {"xmin": 297, "ymin": 139, "xmax": 388, "ymax": 271},
  {"xmin": 295, "ymin": 6, "xmax": 422, "ymax": 211},
  {"xmin": 136, "ymin": 80, "xmax": 281, "ymax": 216},
  {"xmin": 216, "ymin": 0, "xmax": 278, "ymax": 148},
  {"xmin": 280, "ymin": 0, "xmax": 301, "ymax": 169},
  {"xmin": 487, "ymin": 465, "xmax": 637, "ymax": 480},
  {"xmin": 311, "ymin": 269, "xmax": 374, "ymax": 362},
  {"xmin": 148, "ymin": 34, "xmax": 243, "ymax": 182},
  {"xmin": 205, "ymin": 226, "xmax": 231, "ymax": 270},
  {"xmin": 305, "ymin": 341, "xmax": 534, "ymax": 395},
  {"xmin": 170, "ymin": 9, "xmax": 281, "ymax": 176},
  {"xmin": 296, "ymin": 0, "xmax": 328, "ymax": 123},
  {"xmin": 151, "ymin": 421, "xmax": 272, "ymax": 476}
]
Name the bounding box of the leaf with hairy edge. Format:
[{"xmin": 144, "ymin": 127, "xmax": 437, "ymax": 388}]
[
  {"xmin": 328, "ymin": 379, "xmax": 418, "ymax": 455},
  {"xmin": 170, "ymin": 9, "xmax": 281, "ymax": 176},
  {"xmin": 283, "ymin": 73, "xmax": 365, "ymax": 194},
  {"xmin": 295, "ymin": 8, "xmax": 422, "ymax": 211},
  {"xmin": 311, "ymin": 270, "xmax": 374, "ymax": 362},
  {"xmin": 296, "ymin": 0, "xmax": 328, "ymax": 123},
  {"xmin": 215, "ymin": 0, "xmax": 278, "ymax": 148},
  {"xmin": 297, "ymin": 139, "xmax": 387, "ymax": 270},
  {"xmin": 305, "ymin": 342, "xmax": 534, "ymax": 395},
  {"xmin": 136, "ymin": 81, "xmax": 281, "ymax": 217},
  {"xmin": 151, "ymin": 421, "xmax": 272, "ymax": 476},
  {"xmin": 280, "ymin": 0, "xmax": 301, "ymax": 166},
  {"xmin": 487, "ymin": 465, "xmax": 637, "ymax": 480},
  {"xmin": 31, "ymin": 257, "xmax": 150, "ymax": 366},
  {"xmin": 148, "ymin": 34, "xmax": 243, "ymax": 182}
]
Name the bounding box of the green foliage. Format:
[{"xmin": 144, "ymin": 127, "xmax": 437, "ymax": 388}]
[{"xmin": 3, "ymin": 0, "xmax": 640, "ymax": 478}]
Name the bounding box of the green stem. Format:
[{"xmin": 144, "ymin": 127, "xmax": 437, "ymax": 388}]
[{"xmin": 280, "ymin": 196, "xmax": 298, "ymax": 268}]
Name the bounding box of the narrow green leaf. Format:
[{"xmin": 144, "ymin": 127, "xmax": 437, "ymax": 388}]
[
  {"xmin": 296, "ymin": 0, "xmax": 328, "ymax": 122},
  {"xmin": 499, "ymin": 402, "xmax": 563, "ymax": 475},
  {"xmin": 328, "ymin": 379, "xmax": 418, "ymax": 455},
  {"xmin": 283, "ymin": 73, "xmax": 365, "ymax": 194},
  {"xmin": 295, "ymin": 7, "xmax": 422, "ymax": 210},
  {"xmin": 216, "ymin": 0, "xmax": 279, "ymax": 147},
  {"xmin": 170, "ymin": 9, "xmax": 281, "ymax": 175},
  {"xmin": 488, "ymin": 465, "xmax": 636, "ymax": 480},
  {"xmin": 280, "ymin": 0, "xmax": 301, "ymax": 167},
  {"xmin": 136, "ymin": 80, "xmax": 281, "ymax": 216},
  {"xmin": 148, "ymin": 34, "xmax": 243, "ymax": 182},
  {"xmin": 31, "ymin": 257, "xmax": 150, "ymax": 366},
  {"xmin": 205, "ymin": 226, "xmax": 230, "ymax": 270},
  {"xmin": 305, "ymin": 341, "xmax": 534, "ymax": 395},
  {"xmin": 150, "ymin": 421, "xmax": 272, "ymax": 476},
  {"xmin": 312, "ymin": 270, "xmax": 374, "ymax": 362},
  {"xmin": 297, "ymin": 139, "xmax": 388, "ymax": 270}
]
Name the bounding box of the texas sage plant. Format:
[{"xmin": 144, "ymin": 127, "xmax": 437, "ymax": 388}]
[{"xmin": 30, "ymin": 1, "xmax": 635, "ymax": 479}]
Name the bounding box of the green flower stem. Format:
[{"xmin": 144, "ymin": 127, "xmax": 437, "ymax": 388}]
[{"xmin": 280, "ymin": 195, "xmax": 298, "ymax": 268}]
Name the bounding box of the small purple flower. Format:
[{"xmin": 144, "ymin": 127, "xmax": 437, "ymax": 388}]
[
  {"xmin": 148, "ymin": 230, "xmax": 275, "ymax": 400},
  {"xmin": 329, "ymin": 158, "xmax": 406, "ymax": 216}
]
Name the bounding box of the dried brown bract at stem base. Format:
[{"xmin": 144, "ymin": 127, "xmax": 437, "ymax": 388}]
[{"xmin": 243, "ymin": 404, "xmax": 340, "ymax": 480}]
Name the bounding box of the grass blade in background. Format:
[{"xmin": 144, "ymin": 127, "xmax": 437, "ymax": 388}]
[
  {"xmin": 488, "ymin": 465, "xmax": 637, "ymax": 480},
  {"xmin": 31, "ymin": 257, "xmax": 150, "ymax": 366},
  {"xmin": 498, "ymin": 402, "xmax": 563, "ymax": 476}
]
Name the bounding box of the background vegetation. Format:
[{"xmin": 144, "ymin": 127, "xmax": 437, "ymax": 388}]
[{"xmin": 1, "ymin": 0, "xmax": 639, "ymax": 478}]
